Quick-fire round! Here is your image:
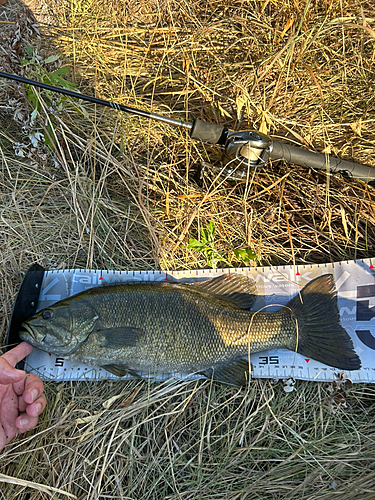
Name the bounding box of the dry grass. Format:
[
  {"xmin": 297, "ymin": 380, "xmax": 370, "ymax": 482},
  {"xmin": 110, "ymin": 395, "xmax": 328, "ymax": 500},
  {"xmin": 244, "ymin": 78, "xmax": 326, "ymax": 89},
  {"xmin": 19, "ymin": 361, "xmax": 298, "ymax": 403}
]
[
  {"xmin": 0, "ymin": 376, "xmax": 373, "ymax": 500},
  {"xmin": 1, "ymin": 377, "xmax": 375, "ymax": 499},
  {"xmin": 1, "ymin": 0, "xmax": 375, "ymax": 498}
]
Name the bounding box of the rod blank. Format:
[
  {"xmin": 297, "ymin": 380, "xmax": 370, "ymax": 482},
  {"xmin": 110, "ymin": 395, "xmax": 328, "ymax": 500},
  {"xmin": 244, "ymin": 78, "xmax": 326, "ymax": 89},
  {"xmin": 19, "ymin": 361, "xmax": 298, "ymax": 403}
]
[{"xmin": 0, "ymin": 71, "xmax": 193, "ymax": 130}]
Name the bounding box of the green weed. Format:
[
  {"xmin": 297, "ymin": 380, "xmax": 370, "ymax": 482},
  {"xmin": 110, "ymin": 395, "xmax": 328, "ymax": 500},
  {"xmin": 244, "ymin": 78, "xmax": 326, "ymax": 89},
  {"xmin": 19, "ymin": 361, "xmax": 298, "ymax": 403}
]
[
  {"xmin": 188, "ymin": 222, "xmax": 257, "ymax": 268},
  {"xmin": 21, "ymin": 44, "xmax": 87, "ymax": 149},
  {"xmin": 187, "ymin": 221, "xmax": 227, "ymax": 269}
]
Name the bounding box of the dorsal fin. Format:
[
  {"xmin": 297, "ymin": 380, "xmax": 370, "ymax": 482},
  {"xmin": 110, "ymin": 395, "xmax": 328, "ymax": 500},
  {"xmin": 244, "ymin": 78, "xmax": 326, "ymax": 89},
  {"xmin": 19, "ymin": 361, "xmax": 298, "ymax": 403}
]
[{"xmin": 191, "ymin": 273, "xmax": 257, "ymax": 309}]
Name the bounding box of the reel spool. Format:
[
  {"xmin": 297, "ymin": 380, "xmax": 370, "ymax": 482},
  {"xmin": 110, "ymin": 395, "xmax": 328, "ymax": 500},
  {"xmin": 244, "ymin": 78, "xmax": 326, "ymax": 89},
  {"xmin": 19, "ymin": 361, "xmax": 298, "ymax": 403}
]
[{"xmin": 221, "ymin": 130, "xmax": 272, "ymax": 180}]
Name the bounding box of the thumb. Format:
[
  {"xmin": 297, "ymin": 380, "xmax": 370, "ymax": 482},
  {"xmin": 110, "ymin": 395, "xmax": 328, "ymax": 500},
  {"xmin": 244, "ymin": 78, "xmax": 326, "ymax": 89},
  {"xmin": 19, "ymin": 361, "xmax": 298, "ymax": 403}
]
[{"xmin": 0, "ymin": 356, "xmax": 26, "ymax": 385}]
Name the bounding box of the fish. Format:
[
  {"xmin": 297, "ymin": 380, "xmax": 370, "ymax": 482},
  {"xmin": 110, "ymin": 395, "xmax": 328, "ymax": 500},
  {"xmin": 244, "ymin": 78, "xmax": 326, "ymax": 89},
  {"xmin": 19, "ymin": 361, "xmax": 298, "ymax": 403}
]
[{"xmin": 18, "ymin": 273, "xmax": 361, "ymax": 386}]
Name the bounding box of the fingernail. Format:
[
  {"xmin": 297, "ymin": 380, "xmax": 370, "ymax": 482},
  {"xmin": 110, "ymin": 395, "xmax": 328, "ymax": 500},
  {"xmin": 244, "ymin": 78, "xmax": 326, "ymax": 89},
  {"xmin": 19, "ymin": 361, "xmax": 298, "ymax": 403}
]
[
  {"xmin": 19, "ymin": 417, "xmax": 30, "ymax": 428},
  {"xmin": 35, "ymin": 403, "xmax": 42, "ymax": 414},
  {"xmin": 30, "ymin": 389, "xmax": 38, "ymax": 402}
]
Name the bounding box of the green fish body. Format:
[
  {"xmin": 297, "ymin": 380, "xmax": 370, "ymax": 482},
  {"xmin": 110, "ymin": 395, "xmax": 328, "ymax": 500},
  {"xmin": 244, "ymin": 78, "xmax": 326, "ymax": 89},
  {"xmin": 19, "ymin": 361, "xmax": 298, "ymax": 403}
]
[{"xmin": 19, "ymin": 274, "xmax": 361, "ymax": 385}]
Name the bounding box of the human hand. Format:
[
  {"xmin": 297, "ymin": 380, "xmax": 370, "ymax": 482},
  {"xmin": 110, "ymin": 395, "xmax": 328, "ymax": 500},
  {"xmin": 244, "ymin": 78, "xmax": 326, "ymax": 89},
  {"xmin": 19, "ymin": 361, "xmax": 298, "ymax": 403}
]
[{"xmin": 0, "ymin": 342, "xmax": 46, "ymax": 451}]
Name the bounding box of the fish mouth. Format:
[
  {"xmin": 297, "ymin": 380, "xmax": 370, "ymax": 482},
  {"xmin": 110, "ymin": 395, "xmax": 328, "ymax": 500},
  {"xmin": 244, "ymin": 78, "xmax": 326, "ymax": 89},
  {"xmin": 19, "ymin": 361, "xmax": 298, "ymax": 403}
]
[{"xmin": 19, "ymin": 322, "xmax": 45, "ymax": 343}]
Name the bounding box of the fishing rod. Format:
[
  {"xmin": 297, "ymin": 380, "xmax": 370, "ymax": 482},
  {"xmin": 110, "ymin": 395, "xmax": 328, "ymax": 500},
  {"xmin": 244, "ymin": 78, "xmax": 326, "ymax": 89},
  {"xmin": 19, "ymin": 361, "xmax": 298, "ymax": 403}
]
[{"xmin": 1, "ymin": 70, "xmax": 375, "ymax": 185}]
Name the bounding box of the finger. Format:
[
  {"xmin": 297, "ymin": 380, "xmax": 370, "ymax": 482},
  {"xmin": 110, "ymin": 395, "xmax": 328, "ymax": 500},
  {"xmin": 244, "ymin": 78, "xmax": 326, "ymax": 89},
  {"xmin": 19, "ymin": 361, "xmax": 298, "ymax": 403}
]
[
  {"xmin": 25, "ymin": 394, "xmax": 47, "ymax": 418},
  {"xmin": 17, "ymin": 374, "xmax": 46, "ymax": 413},
  {"xmin": 22, "ymin": 373, "xmax": 45, "ymax": 404},
  {"xmin": 15, "ymin": 413, "xmax": 39, "ymax": 433},
  {"xmin": 0, "ymin": 425, "xmax": 17, "ymax": 451},
  {"xmin": 0, "ymin": 357, "xmax": 26, "ymax": 385},
  {"xmin": 1, "ymin": 342, "xmax": 33, "ymax": 367}
]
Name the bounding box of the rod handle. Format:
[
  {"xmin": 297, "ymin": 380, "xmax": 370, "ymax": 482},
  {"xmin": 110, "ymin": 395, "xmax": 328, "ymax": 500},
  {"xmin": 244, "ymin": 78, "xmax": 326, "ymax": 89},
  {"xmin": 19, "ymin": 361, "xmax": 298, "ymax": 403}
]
[{"xmin": 270, "ymin": 141, "xmax": 375, "ymax": 185}]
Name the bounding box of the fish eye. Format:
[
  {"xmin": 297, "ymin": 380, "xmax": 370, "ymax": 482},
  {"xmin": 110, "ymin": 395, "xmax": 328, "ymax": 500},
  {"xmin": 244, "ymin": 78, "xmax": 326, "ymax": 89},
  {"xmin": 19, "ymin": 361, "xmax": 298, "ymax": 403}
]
[{"xmin": 42, "ymin": 310, "xmax": 52, "ymax": 320}]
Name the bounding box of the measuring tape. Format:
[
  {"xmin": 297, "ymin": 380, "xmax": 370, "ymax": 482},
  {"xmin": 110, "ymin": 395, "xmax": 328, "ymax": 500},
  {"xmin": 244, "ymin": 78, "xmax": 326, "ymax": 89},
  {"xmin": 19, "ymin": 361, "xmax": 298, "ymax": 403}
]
[{"xmin": 8, "ymin": 259, "xmax": 375, "ymax": 383}]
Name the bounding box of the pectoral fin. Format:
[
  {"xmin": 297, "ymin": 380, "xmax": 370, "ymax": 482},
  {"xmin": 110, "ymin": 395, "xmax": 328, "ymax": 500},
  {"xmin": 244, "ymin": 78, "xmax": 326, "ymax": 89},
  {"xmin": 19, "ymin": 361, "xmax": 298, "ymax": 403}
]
[
  {"xmin": 95, "ymin": 327, "xmax": 144, "ymax": 349},
  {"xmin": 203, "ymin": 358, "xmax": 252, "ymax": 386}
]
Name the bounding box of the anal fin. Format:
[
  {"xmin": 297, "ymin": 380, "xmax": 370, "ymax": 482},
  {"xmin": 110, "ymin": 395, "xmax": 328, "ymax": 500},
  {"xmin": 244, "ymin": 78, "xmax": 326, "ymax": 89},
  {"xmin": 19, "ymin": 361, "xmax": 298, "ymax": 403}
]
[
  {"xmin": 101, "ymin": 364, "xmax": 140, "ymax": 378},
  {"xmin": 203, "ymin": 359, "xmax": 252, "ymax": 386}
]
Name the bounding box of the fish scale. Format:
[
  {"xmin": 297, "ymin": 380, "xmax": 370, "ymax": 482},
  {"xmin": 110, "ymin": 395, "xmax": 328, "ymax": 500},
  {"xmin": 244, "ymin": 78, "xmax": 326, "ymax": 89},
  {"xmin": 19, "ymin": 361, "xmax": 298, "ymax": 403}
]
[{"xmin": 19, "ymin": 273, "xmax": 361, "ymax": 386}]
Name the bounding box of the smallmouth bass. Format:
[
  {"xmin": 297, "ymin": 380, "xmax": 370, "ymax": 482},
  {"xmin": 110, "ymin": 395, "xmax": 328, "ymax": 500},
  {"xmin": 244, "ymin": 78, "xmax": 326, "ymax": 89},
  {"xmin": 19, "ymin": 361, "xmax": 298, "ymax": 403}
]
[{"xmin": 19, "ymin": 273, "xmax": 361, "ymax": 385}]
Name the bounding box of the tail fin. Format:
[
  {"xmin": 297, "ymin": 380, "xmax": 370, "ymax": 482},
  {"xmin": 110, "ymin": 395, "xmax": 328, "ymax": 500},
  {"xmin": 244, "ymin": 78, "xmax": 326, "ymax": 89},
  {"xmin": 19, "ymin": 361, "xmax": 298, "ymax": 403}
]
[{"xmin": 286, "ymin": 275, "xmax": 361, "ymax": 371}]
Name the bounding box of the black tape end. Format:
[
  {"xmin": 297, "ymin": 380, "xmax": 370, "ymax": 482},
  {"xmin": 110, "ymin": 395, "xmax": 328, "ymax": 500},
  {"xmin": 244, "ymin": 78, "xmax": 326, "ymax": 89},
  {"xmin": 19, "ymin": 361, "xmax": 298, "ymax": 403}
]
[
  {"xmin": 5, "ymin": 263, "xmax": 45, "ymax": 365},
  {"xmin": 190, "ymin": 118, "xmax": 228, "ymax": 145}
]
